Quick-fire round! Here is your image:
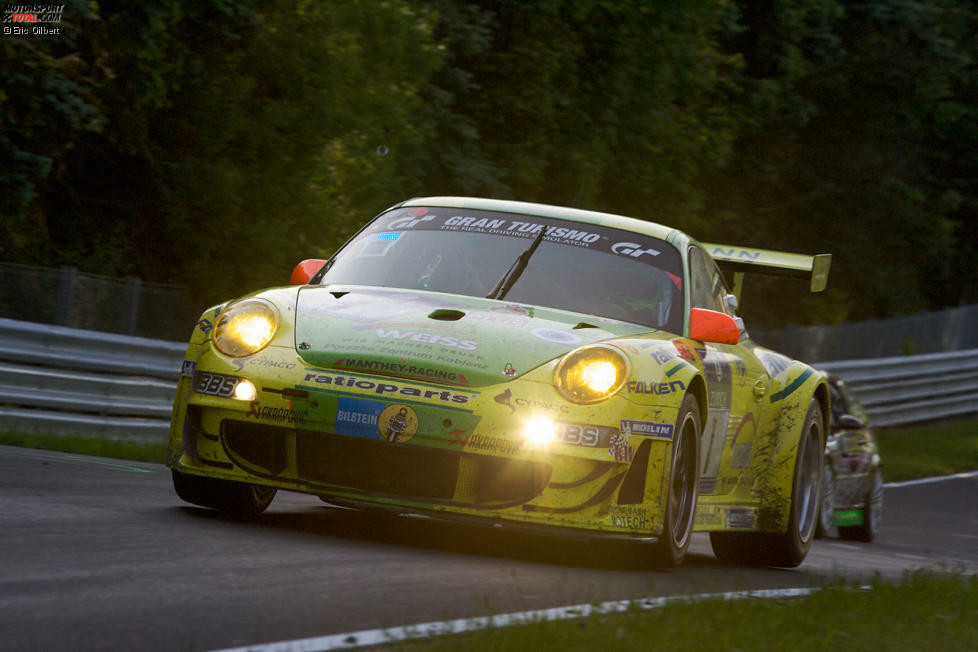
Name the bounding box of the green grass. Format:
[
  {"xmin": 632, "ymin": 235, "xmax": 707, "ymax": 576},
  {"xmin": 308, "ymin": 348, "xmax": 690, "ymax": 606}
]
[
  {"xmin": 876, "ymin": 417, "xmax": 978, "ymax": 482},
  {"xmin": 0, "ymin": 429, "xmax": 168, "ymax": 464},
  {"xmin": 411, "ymin": 573, "xmax": 978, "ymax": 651}
]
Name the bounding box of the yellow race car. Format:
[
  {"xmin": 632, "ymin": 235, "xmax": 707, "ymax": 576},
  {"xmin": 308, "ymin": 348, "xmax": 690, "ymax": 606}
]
[{"xmin": 168, "ymin": 197, "xmax": 832, "ymax": 567}]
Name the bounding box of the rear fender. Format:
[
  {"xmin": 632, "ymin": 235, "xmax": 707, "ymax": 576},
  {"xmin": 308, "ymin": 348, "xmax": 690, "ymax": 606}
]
[{"xmin": 751, "ymin": 363, "xmax": 828, "ymax": 532}]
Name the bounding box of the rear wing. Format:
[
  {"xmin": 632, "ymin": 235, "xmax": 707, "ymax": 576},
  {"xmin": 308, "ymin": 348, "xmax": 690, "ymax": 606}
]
[{"xmin": 702, "ymin": 243, "xmax": 831, "ymax": 299}]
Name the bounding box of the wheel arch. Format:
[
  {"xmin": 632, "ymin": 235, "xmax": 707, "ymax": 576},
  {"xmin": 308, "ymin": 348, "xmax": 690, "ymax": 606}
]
[{"xmin": 685, "ymin": 373, "xmax": 708, "ymax": 439}]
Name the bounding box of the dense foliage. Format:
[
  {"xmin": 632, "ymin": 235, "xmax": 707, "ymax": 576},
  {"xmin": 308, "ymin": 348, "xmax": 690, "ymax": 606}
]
[{"xmin": 2, "ymin": 0, "xmax": 976, "ymax": 326}]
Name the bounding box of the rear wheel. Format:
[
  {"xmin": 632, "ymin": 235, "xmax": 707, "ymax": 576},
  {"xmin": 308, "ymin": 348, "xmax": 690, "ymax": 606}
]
[
  {"xmin": 710, "ymin": 398, "xmax": 823, "ymax": 567},
  {"xmin": 840, "ymin": 468, "xmax": 883, "ymax": 542},
  {"xmin": 172, "ymin": 469, "xmax": 276, "ymax": 518},
  {"xmin": 652, "ymin": 394, "xmax": 700, "ymax": 567}
]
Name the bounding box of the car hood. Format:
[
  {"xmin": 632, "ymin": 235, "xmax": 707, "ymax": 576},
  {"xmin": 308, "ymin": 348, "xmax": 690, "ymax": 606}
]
[{"xmin": 293, "ymin": 286, "xmax": 655, "ymax": 387}]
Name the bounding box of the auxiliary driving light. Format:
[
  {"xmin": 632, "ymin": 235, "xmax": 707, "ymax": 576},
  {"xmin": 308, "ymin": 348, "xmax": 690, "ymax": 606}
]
[
  {"xmin": 522, "ymin": 416, "xmax": 558, "ymax": 447},
  {"xmin": 233, "ymin": 379, "xmax": 258, "ymax": 401},
  {"xmin": 213, "ymin": 300, "xmax": 278, "ymax": 357},
  {"xmin": 554, "ymin": 344, "xmax": 630, "ymax": 404}
]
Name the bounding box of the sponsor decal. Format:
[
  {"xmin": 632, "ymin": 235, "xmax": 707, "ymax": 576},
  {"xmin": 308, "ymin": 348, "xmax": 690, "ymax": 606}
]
[
  {"xmin": 193, "ymin": 371, "xmax": 240, "ymax": 398},
  {"xmin": 611, "ymin": 242, "xmax": 660, "ymax": 258},
  {"xmin": 465, "ymin": 435, "xmax": 523, "ymax": 455},
  {"xmin": 375, "ymin": 328, "xmax": 478, "ymax": 351},
  {"xmin": 502, "ymin": 363, "xmax": 517, "ymax": 377},
  {"xmin": 388, "ymin": 213, "xmax": 436, "ymax": 229},
  {"xmin": 608, "ymin": 433, "xmax": 634, "ymax": 463},
  {"xmin": 449, "ymin": 429, "xmax": 470, "ymax": 446},
  {"xmin": 531, "ymin": 328, "xmax": 581, "ymax": 345},
  {"xmin": 641, "ymin": 345, "xmax": 676, "ymax": 366},
  {"xmin": 514, "ymin": 397, "xmax": 570, "ymax": 414},
  {"xmin": 246, "ymin": 402, "xmax": 307, "ymax": 425},
  {"xmin": 196, "ymin": 318, "xmax": 213, "ymax": 335},
  {"xmin": 231, "ymin": 356, "xmax": 298, "ymax": 373},
  {"xmin": 181, "ymin": 360, "xmax": 197, "ymax": 377},
  {"xmin": 620, "ymin": 419, "xmax": 673, "ymax": 439},
  {"xmin": 554, "ymin": 423, "xmax": 615, "ymax": 448},
  {"xmin": 725, "ymin": 508, "xmax": 755, "ymax": 529},
  {"xmin": 336, "ymin": 357, "xmax": 469, "ymax": 385},
  {"xmin": 626, "ymin": 380, "xmax": 686, "ymax": 395},
  {"xmin": 671, "ymin": 339, "xmax": 699, "ymax": 362},
  {"xmin": 494, "ymin": 388, "xmax": 515, "ymax": 414},
  {"xmin": 709, "ymin": 246, "xmax": 761, "ymax": 261},
  {"xmin": 441, "ymin": 216, "xmax": 603, "ymax": 247},
  {"xmin": 378, "ymin": 404, "xmax": 418, "ymax": 443},
  {"xmin": 610, "ymin": 505, "xmax": 652, "ymax": 530},
  {"xmin": 335, "ymin": 397, "xmax": 385, "ymax": 438},
  {"xmin": 301, "ymin": 371, "xmax": 473, "ymax": 405}
]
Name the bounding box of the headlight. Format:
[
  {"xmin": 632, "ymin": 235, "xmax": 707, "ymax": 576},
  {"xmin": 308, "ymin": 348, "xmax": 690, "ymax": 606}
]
[
  {"xmin": 213, "ymin": 300, "xmax": 278, "ymax": 357},
  {"xmin": 553, "ymin": 344, "xmax": 630, "ymax": 404}
]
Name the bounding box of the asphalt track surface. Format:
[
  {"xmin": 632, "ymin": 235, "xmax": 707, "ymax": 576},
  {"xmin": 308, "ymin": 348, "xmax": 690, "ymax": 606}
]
[{"xmin": 2, "ymin": 444, "xmax": 976, "ymax": 651}]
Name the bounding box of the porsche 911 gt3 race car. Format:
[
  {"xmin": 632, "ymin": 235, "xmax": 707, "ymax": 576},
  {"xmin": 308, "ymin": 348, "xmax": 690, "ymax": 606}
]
[{"xmin": 168, "ymin": 197, "xmax": 832, "ymax": 567}]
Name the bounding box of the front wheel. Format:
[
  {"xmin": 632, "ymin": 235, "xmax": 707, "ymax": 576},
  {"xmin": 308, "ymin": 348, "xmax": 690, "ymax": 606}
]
[
  {"xmin": 172, "ymin": 469, "xmax": 277, "ymax": 518},
  {"xmin": 652, "ymin": 393, "xmax": 700, "ymax": 567},
  {"xmin": 711, "ymin": 398, "xmax": 823, "ymax": 567}
]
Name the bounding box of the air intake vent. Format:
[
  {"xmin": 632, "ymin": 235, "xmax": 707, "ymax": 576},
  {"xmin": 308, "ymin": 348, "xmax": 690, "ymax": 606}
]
[{"xmin": 428, "ymin": 309, "xmax": 466, "ymax": 321}]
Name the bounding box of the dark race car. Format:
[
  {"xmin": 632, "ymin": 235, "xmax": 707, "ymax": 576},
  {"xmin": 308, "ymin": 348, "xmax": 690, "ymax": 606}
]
[{"xmin": 816, "ymin": 373, "xmax": 883, "ymax": 541}]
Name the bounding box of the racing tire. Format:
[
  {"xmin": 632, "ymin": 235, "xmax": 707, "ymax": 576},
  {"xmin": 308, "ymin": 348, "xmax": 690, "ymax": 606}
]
[
  {"xmin": 652, "ymin": 393, "xmax": 700, "ymax": 567},
  {"xmin": 839, "ymin": 468, "xmax": 883, "ymax": 543},
  {"xmin": 710, "ymin": 399, "xmax": 824, "ymax": 567},
  {"xmin": 172, "ymin": 469, "xmax": 277, "ymax": 518},
  {"xmin": 815, "ymin": 461, "xmax": 835, "ymax": 539}
]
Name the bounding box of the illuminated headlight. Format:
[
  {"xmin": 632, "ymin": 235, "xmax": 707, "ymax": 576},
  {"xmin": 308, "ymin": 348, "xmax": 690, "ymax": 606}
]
[
  {"xmin": 213, "ymin": 300, "xmax": 278, "ymax": 357},
  {"xmin": 522, "ymin": 416, "xmax": 558, "ymax": 447},
  {"xmin": 554, "ymin": 344, "xmax": 630, "ymax": 404}
]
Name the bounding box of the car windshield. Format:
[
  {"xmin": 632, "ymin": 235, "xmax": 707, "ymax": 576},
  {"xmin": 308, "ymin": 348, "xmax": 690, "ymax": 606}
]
[{"xmin": 321, "ymin": 206, "xmax": 685, "ymax": 332}]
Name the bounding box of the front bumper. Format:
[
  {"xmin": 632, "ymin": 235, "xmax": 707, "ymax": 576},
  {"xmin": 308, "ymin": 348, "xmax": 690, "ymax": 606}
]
[{"xmin": 169, "ymin": 343, "xmax": 681, "ymax": 539}]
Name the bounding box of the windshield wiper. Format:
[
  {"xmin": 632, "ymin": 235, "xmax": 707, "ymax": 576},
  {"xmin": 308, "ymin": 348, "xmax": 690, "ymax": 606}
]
[{"xmin": 486, "ymin": 226, "xmax": 547, "ymax": 300}]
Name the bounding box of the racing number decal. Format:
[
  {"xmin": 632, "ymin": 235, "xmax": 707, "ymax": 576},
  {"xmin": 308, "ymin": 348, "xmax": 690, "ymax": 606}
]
[{"xmin": 699, "ymin": 347, "xmax": 733, "ymax": 494}]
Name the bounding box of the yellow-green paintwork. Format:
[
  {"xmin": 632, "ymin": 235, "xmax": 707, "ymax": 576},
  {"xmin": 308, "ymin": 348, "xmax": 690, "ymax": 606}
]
[{"xmin": 169, "ymin": 294, "xmax": 828, "ymax": 541}]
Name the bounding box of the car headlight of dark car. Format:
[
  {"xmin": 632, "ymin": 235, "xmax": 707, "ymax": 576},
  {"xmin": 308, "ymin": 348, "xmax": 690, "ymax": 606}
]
[
  {"xmin": 553, "ymin": 344, "xmax": 630, "ymax": 404},
  {"xmin": 213, "ymin": 300, "xmax": 278, "ymax": 357}
]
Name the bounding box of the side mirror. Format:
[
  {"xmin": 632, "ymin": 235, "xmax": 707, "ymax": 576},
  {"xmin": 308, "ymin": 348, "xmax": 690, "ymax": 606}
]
[
  {"xmin": 836, "ymin": 414, "xmax": 866, "ymax": 430},
  {"xmin": 290, "ymin": 259, "xmax": 327, "ymax": 285},
  {"xmin": 689, "ymin": 308, "xmax": 740, "ymax": 345}
]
